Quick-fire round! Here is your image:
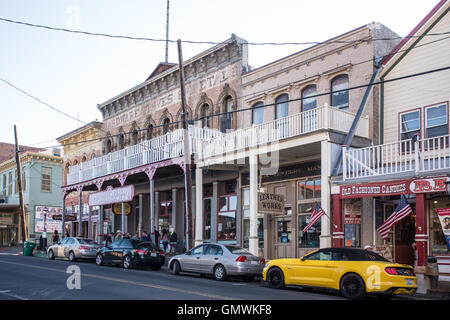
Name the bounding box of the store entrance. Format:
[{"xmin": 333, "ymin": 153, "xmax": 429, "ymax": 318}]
[{"xmin": 394, "ymin": 210, "xmax": 416, "ymax": 266}]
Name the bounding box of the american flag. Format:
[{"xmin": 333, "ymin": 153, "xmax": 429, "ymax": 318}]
[
  {"xmin": 377, "ymin": 195, "xmax": 413, "ymax": 240},
  {"xmin": 303, "ymin": 203, "xmax": 325, "ymax": 233}
]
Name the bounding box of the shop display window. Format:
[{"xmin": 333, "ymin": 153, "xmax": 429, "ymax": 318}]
[
  {"xmin": 430, "ymin": 197, "xmax": 450, "ymax": 255},
  {"xmin": 217, "ymin": 194, "xmax": 237, "ymax": 243}
]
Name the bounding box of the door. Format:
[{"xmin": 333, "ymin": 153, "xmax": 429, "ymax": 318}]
[
  {"xmin": 114, "ymin": 239, "xmax": 133, "ymax": 264},
  {"xmin": 103, "ymin": 240, "xmax": 121, "ymax": 263},
  {"xmin": 54, "ymin": 238, "xmax": 68, "ymax": 257},
  {"xmin": 202, "ymin": 244, "xmax": 224, "ymax": 274},
  {"xmin": 291, "ymin": 249, "xmax": 336, "ymax": 287},
  {"xmin": 182, "ymin": 244, "xmax": 206, "ymax": 272},
  {"xmin": 64, "ymin": 238, "xmax": 75, "ymax": 258},
  {"xmin": 273, "ymin": 215, "xmax": 292, "ymax": 259}
]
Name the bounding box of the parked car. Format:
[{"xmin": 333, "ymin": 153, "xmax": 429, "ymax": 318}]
[
  {"xmin": 95, "ymin": 239, "xmax": 165, "ymax": 270},
  {"xmin": 263, "ymin": 247, "xmax": 417, "ymax": 299},
  {"xmin": 47, "ymin": 237, "xmax": 102, "ymax": 262},
  {"xmin": 168, "ymin": 243, "xmax": 265, "ymax": 281}
]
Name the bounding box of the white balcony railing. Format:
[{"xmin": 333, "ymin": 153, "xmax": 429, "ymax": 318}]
[
  {"xmin": 197, "ymin": 105, "xmax": 369, "ymax": 160},
  {"xmin": 66, "ymin": 105, "xmax": 369, "ymax": 185},
  {"xmin": 343, "ymin": 134, "xmax": 450, "ymax": 180}
]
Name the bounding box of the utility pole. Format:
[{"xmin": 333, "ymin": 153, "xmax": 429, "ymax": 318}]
[
  {"xmin": 14, "ymin": 125, "xmax": 27, "ymax": 249},
  {"xmin": 177, "ymin": 39, "xmax": 193, "ymax": 251},
  {"xmin": 165, "ymin": 0, "xmax": 170, "ymax": 63}
]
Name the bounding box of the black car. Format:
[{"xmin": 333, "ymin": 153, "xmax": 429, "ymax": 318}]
[{"xmin": 95, "ymin": 239, "xmax": 165, "ymax": 270}]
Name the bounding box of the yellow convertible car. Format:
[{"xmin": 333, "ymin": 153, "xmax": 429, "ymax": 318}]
[{"xmin": 263, "ymin": 248, "xmax": 417, "ymax": 299}]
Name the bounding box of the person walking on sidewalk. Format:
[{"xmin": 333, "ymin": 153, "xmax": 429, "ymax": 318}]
[
  {"xmin": 52, "ymin": 230, "xmax": 60, "ymax": 245},
  {"xmin": 169, "ymin": 229, "xmax": 178, "ymax": 254},
  {"xmin": 153, "ymin": 227, "xmax": 160, "ymax": 250},
  {"xmin": 161, "ymin": 229, "xmax": 169, "ymax": 253}
]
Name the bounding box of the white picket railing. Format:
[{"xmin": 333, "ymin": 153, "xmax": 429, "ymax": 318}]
[
  {"xmin": 343, "ymin": 134, "xmax": 450, "ymax": 180},
  {"xmin": 66, "ymin": 105, "xmax": 369, "ymax": 185},
  {"xmin": 197, "ymin": 105, "xmax": 369, "ymax": 160}
]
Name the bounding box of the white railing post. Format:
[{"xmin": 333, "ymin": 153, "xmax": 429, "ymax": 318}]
[{"xmin": 342, "ymin": 145, "xmax": 347, "ymax": 180}]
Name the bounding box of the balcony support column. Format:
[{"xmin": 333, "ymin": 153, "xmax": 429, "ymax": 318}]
[
  {"xmin": 77, "ymin": 187, "xmax": 83, "ymax": 237},
  {"xmin": 249, "ymin": 153, "xmax": 259, "ymax": 256},
  {"xmin": 320, "ymin": 139, "xmax": 332, "ymax": 248},
  {"xmin": 195, "ymin": 167, "xmax": 203, "ymax": 246}
]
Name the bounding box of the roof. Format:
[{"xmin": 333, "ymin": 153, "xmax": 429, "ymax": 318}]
[
  {"xmin": 146, "ymin": 62, "xmax": 177, "ymax": 81},
  {"xmin": 381, "ymin": 0, "xmax": 449, "ymax": 67},
  {"xmin": 0, "ymin": 142, "xmax": 45, "ymax": 164}
]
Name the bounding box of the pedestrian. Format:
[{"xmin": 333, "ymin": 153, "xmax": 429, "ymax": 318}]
[
  {"xmin": 114, "ymin": 230, "xmax": 123, "ymax": 241},
  {"xmin": 52, "ymin": 230, "xmax": 60, "ymax": 245},
  {"xmin": 141, "ymin": 231, "xmax": 152, "ymax": 242},
  {"xmin": 132, "ymin": 233, "xmax": 139, "ymax": 240},
  {"xmin": 105, "ymin": 233, "xmax": 112, "ymax": 247},
  {"xmin": 125, "ymin": 232, "xmax": 131, "ymax": 239},
  {"xmin": 169, "ymin": 229, "xmax": 178, "ymax": 254},
  {"xmin": 153, "ymin": 226, "xmax": 160, "ymax": 250},
  {"xmin": 161, "ymin": 229, "xmax": 169, "ymax": 253}
]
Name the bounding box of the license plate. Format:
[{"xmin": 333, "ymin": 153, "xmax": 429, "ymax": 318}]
[
  {"xmin": 251, "ymin": 261, "xmax": 257, "ymax": 265},
  {"xmin": 151, "ymin": 253, "xmax": 157, "ymax": 257},
  {"xmin": 406, "ymin": 279, "xmax": 413, "ymax": 285}
]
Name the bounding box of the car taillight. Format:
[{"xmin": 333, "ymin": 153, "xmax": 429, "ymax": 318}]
[
  {"xmin": 385, "ymin": 267, "xmax": 399, "ymax": 275},
  {"xmin": 79, "ymin": 246, "xmax": 89, "ymax": 250},
  {"xmin": 159, "ymin": 251, "xmax": 166, "ymax": 256},
  {"xmin": 236, "ymin": 256, "xmax": 247, "ymax": 262},
  {"xmin": 136, "ymin": 249, "xmax": 147, "ymax": 255}
]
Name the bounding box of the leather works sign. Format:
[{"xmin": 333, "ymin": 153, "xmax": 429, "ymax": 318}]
[{"xmin": 258, "ymin": 193, "xmax": 285, "ymax": 214}]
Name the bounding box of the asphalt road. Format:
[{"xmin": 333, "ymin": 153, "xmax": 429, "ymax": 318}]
[{"xmin": 0, "ymin": 253, "xmax": 346, "ymax": 301}]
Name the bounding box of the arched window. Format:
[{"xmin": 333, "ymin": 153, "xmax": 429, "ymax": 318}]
[
  {"xmin": 81, "ymin": 156, "xmax": 87, "ymax": 162},
  {"xmin": 220, "ymin": 95, "xmax": 233, "ymax": 133},
  {"xmin": 331, "ymin": 74, "xmax": 349, "ymax": 111},
  {"xmin": 199, "ymin": 104, "xmax": 211, "ymax": 128},
  {"xmin": 275, "ymin": 94, "xmax": 289, "ymax": 119},
  {"xmin": 252, "ymin": 101, "xmax": 264, "ymax": 125},
  {"xmin": 105, "ymin": 139, "xmax": 112, "ymax": 154},
  {"xmin": 163, "ymin": 118, "xmax": 171, "ymax": 134},
  {"xmin": 118, "ymin": 134, "xmax": 125, "ymax": 149},
  {"xmin": 302, "ymin": 85, "xmax": 317, "ymax": 112},
  {"xmin": 131, "ymin": 130, "xmax": 139, "ymax": 145},
  {"xmin": 147, "ymin": 124, "xmax": 154, "ymax": 140}
]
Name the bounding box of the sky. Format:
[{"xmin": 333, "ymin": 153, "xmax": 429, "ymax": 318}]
[{"xmin": 0, "ymin": 0, "xmax": 441, "ymax": 151}]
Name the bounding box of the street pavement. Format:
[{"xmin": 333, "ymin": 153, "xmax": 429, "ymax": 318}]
[{"xmin": 0, "ymin": 247, "xmax": 448, "ymax": 301}]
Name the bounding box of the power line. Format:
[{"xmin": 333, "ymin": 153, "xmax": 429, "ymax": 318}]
[
  {"xmin": 2, "ymin": 16, "xmax": 450, "ymax": 46},
  {"xmin": 34, "ymin": 64, "xmax": 450, "ymax": 150}
]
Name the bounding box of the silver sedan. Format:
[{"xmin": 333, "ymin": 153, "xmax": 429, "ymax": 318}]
[
  {"xmin": 168, "ymin": 243, "xmax": 265, "ymax": 281},
  {"xmin": 47, "ymin": 237, "xmax": 102, "ymax": 262}
]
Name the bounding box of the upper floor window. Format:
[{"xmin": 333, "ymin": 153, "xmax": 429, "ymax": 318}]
[
  {"xmin": 275, "ymin": 94, "xmax": 289, "ymax": 119},
  {"xmin": 163, "ymin": 118, "xmax": 171, "ymax": 134},
  {"xmin": 41, "ymin": 167, "xmax": 52, "ymax": 192},
  {"xmin": 131, "ymin": 130, "xmax": 139, "ymax": 145},
  {"xmin": 425, "ymin": 103, "xmax": 448, "ymax": 138},
  {"xmin": 200, "ymin": 103, "xmax": 211, "ymax": 128},
  {"xmin": 105, "ymin": 139, "xmax": 112, "ymax": 154},
  {"xmin": 147, "ymin": 124, "xmax": 154, "ymax": 140},
  {"xmin": 331, "ymin": 74, "xmax": 349, "ymax": 111},
  {"xmin": 118, "ymin": 134, "xmax": 125, "ymax": 149},
  {"xmin": 252, "ymin": 101, "xmax": 264, "ymax": 125},
  {"xmin": 220, "ymin": 95, "xmax": 234, "ymax": 133},
  {"xmin": 400, "ymin": 110, "xmax": 421, "ymax": 140},
  {"xmin": 302, "ymin": 85, "xmax": 317, "ymax": 112}
]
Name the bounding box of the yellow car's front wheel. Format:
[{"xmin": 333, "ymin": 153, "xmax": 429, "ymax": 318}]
[{"xmin": 267, "ymin": 267, "xmax": 285, "ymax": 289}]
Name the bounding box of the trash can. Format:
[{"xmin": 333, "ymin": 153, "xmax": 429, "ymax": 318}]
[
  {"xmin": 427, "ymin": 256, "xmax": 439, "ymax": 289},
  {"xmin": 23, "ymin": 241, "xmax": 36, "ymax": 256}
]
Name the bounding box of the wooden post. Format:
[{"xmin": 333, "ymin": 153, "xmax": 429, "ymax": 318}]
[
  {"xmin": 177, "ymin": 39, "xmax": 193, "ymax": 251},
  {"xmin": 14, "ymin": 125, "xmax": 27, "ymax": 247}
]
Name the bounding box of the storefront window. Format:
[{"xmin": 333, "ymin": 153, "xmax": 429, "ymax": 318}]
[
  {"xmin": 298, "ymin": 178, "xmax": 321, "ymax": 200},
  {"xmin": 159, "ymin": 201, "xmax": 172, "ymax": 233},
  {"xmin": 344, "ymin": 199, "xmax": 362, "ymax": 247},
  {"xmin": 217, "ymin": 195, "xmax": 237, "ymax": 243},
  {"xmin": 277, "ymin": 218, "xmax": 292, "ymax": 243},
  {"xmin": 430, "ymin": 197, "xmax": 450, "ymax": 254},
  {"xmin": 298, "ymin": 202, "xmax": 321, "ymax": 248}
]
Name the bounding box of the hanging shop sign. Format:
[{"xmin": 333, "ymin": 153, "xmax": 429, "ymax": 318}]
[
  {"xmin": 258, "ymin": 192, "xmax": 285, "ymax": 214},
  {"xmin": 88, "ymin": 185, "xmax": 135, "ymax": 206},
  {"xmin": 112, "ymin": 202, "xmax": 132, "ymax": 216},
  {"xmin": 436, "ymin": 208, "xmax": 450, "ymax": 249},
  {"xmin": 51, "ymin": 214, "xmax": 77, "ymax": 222}
]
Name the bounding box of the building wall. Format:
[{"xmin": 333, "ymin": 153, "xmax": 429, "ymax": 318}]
[{"xmin": 382, "ymin": 8, "xmax": 450, "ymax": 144}]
